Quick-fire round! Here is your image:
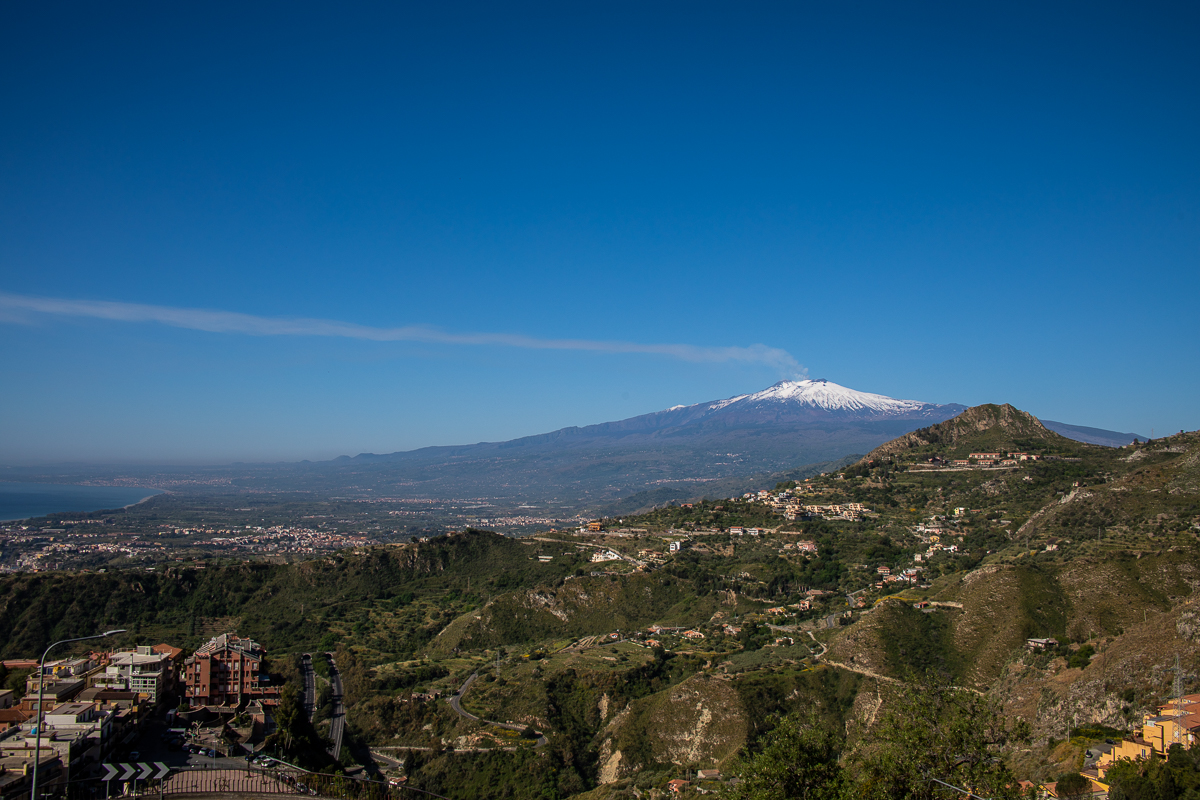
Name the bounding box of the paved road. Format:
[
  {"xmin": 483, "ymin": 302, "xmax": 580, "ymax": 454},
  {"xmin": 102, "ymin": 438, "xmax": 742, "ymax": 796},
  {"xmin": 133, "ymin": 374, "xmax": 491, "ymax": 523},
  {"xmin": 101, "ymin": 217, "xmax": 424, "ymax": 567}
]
[
  {"xmin": 448, "ymin": 673, "xmax": 547, "ymax": 747},
  {"xmin": 117, "ymin": 718, "xmax": 251, "ymax": 773},
  {"xmin": 448, "ymin": 673, "xmax": 479, "ymax": 719},
  {"xmin": 326, "ymin": 652, "xmax": 346, "ymax": 760},
  {"xmin": 301, "ymin": 653, "xmax": 316, "ymax": 723}
]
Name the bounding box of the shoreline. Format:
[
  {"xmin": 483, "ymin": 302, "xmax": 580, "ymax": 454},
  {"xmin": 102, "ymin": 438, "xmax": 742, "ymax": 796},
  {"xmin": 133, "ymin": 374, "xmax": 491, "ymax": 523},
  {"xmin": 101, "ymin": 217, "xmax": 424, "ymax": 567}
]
[
  {"xmin": 123, "ymin": 491, "xmax": 166, "ymax": 510},
  {"xmin": 0, "ymin": 482, "xmax": 165, "ymax": 523}
]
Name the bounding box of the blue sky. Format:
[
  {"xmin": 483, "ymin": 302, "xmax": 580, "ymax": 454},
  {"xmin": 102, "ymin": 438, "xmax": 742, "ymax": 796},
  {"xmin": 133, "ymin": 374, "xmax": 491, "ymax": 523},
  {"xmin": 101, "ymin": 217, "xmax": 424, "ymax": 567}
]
[{"xmin": 1, "ymin": 2, "xmax": 1197, "ymax": 464}]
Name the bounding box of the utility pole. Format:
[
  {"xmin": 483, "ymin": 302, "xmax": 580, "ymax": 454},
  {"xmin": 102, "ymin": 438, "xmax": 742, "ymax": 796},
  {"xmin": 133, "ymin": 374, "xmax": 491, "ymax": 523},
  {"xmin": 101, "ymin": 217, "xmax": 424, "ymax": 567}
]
[{"xmin": 1174, "ymin": 654, "xmax": 1185, "ymax": 744}]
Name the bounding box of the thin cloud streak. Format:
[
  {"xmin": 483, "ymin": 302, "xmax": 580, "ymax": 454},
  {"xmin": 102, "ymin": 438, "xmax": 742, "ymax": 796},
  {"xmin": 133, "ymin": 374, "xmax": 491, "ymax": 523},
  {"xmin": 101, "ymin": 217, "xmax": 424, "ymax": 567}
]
[{"xmin": 0, "ymin": 292, "xmax": 807, "ymax": 376}]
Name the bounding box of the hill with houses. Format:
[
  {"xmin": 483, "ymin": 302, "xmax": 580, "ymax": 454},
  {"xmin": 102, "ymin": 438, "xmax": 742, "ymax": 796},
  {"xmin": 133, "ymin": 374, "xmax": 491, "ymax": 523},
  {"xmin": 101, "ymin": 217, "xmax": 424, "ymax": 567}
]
[{"xmin": 0, "ymin": 403, "xmax": 1193, "ymax": 798}]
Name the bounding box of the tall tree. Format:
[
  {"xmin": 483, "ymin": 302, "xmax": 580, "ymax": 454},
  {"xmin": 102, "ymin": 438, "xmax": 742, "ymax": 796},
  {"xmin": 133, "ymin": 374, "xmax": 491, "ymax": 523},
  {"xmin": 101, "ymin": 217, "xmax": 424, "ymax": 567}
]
[
  {"xmin": 725, "ymin": 712, "xmax": 847, "ymax": 800},
  {"xmin": 849, "ymin": 674, "xmax": 1030, "ymax": 800},
  {"xmin": 1054, "ymin": 772, "xmax": 1091, "ymax": 800}
]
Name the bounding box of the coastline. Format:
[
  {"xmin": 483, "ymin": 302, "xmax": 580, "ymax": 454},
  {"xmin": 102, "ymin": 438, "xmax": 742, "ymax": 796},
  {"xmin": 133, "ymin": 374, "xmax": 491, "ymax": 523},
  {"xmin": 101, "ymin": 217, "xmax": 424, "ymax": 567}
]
[
  {"xmin": 0, "ymin": 482, "xmax": 165, "ymax": 523},
  {"xmin": 124, "ymin": 491, "xmax": 166, "ymax": 510}
]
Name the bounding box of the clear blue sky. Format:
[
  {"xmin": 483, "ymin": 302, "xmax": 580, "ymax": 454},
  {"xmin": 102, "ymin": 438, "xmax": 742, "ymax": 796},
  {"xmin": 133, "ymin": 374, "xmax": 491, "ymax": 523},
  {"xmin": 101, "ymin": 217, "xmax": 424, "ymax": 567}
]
[{"xmin": 1, "ymin": 2, "xmax": 1197, "ymax": 464}]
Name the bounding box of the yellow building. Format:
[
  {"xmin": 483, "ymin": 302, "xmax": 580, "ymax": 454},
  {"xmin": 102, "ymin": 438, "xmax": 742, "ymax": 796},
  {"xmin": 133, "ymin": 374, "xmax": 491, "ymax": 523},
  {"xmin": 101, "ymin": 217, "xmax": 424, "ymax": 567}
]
[{"xmin": 1096, "ymin": 694, "xmax": 1200, "ymax": 781}]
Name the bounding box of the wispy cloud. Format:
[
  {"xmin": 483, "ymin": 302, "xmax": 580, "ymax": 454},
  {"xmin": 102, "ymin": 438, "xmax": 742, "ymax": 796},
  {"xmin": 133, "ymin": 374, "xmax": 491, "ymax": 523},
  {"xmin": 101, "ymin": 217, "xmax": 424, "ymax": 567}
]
[{"xmin": 0, "ymin": 291, "xmax": 806, "ymax": 376}]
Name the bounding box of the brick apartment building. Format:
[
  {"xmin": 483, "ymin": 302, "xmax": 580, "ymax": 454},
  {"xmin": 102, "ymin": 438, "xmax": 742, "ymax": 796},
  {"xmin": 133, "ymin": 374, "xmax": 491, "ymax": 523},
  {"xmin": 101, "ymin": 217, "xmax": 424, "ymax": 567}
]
[{"xmin": 182, "ymin": 634, "xmax": 280, "ymax": 709}]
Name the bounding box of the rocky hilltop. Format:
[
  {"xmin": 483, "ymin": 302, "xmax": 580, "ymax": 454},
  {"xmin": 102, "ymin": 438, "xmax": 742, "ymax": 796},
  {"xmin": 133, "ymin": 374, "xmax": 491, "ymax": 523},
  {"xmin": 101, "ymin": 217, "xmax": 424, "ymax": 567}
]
[{"xmin": 862, "ymin": 402, "xmax": 1077, "ymax": 462}]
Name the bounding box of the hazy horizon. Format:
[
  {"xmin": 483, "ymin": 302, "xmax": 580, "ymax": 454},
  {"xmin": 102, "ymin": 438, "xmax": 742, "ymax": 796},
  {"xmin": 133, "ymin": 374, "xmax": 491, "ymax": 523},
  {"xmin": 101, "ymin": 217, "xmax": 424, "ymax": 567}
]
[{"xmin": 2, "ymin": 3, "xmax": 1197, "ymax": 464}]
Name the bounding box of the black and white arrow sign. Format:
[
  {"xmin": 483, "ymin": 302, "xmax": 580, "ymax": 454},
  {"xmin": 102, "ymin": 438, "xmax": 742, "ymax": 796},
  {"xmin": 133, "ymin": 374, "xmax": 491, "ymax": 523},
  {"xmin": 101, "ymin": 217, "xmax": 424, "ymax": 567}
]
[{"xmin": 100, "ymin": 763, "xmax": 169, "ymax": 781}]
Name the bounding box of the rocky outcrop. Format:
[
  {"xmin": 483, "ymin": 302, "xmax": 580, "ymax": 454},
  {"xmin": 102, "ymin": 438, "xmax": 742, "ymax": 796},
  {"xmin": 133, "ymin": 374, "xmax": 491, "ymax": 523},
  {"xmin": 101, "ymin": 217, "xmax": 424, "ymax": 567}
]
[{"xmin": 862, "ymin": 403, "xmax": 1068, "ymax": 463}]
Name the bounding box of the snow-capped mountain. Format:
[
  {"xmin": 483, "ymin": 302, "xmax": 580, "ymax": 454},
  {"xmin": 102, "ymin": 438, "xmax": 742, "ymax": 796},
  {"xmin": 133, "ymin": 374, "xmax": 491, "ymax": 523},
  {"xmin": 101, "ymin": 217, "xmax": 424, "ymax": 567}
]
[
  {"xmin": 657, "ymin": 379, "xmax": 965, "ymax": 425},
  {"xmin": 705, "ymin": 379, "xmax": 951, "ymax": 417},
  {"xmin": 237, "ymin": 379, "xmax": 1126, "ymax": 511},
  {"xmin": 332, "ymin": 379, "xmax": 968, "ymax": 506}
]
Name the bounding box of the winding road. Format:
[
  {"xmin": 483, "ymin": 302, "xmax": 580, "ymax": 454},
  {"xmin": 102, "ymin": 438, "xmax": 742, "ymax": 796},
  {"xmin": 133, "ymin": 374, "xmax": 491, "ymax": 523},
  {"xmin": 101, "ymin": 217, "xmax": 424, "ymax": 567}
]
[{"xmin": 448, "ymin": 672, "xmax": 547, "ymax": 747}]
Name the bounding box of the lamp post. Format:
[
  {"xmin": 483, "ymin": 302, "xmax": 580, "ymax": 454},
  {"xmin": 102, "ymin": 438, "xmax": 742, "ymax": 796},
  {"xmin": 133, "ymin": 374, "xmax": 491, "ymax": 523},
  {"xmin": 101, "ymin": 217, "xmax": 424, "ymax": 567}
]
[{"xmin": 29, "ymin": 629, "xmax": 126, "ymax": 800}]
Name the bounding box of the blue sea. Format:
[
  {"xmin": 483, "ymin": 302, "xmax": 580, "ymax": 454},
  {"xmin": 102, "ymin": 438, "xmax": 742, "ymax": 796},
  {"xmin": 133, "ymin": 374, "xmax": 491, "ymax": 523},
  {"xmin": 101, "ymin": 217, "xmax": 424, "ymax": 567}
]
[{"xmin": 0, "ymin": 482, "xmax": 163, "ymax": 522}]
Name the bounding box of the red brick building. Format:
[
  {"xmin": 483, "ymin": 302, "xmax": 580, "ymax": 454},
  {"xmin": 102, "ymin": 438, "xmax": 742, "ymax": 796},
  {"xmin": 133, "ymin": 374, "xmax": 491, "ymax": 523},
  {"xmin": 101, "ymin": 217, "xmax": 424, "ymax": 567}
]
[{"xmin": 183, "ymin": 634, "xmax": 280, "ymax": 709}]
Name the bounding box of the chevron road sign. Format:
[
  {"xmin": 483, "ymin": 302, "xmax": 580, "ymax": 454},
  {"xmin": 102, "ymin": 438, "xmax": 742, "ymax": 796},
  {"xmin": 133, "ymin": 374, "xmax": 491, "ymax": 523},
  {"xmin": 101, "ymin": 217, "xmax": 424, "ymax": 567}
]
[{"xmin": 99, "ymin": 762, "xmax": 169, "ymax": 781}]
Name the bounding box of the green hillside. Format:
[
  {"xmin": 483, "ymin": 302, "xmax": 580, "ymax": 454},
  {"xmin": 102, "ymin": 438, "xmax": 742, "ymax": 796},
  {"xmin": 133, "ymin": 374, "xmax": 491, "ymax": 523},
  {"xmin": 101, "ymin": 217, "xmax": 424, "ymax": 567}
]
[{"xmin": 1, "ymin": 408, "xmax": 1198, "ymax": 797}]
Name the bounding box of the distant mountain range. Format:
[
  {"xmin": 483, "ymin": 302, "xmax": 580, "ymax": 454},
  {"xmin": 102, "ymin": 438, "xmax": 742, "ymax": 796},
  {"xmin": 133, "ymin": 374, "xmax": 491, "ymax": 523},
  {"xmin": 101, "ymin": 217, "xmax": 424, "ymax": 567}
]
[
  {"xmin": 311, "ymin": 379, "xmax": 1144, "ymax": 508},
  {"xmin": 7, "ymin": 380, "xmax": 1147, "ymax": 513},
  {"xmin": 1039, "ymin": 420, "xmax": 1146, "ymax": 448},
  {"xmin": 300, "ymin": 380, "xmax": 969, "ymax": 506}
]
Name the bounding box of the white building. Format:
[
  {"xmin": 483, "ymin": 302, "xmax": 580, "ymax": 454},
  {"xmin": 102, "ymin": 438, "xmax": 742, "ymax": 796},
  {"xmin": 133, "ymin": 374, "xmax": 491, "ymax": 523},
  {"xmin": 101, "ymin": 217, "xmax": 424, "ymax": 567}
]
[{"xmin": 95, "ymin": 647, "xmax": 170, "ymax": 704}]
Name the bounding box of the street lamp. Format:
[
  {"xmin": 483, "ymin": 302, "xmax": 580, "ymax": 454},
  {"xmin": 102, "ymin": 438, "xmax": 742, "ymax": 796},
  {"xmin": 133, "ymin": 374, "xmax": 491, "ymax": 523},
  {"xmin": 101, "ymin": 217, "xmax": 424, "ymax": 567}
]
[{"xmin": 29, "ymin": 629, "xmax": 126, "ymax": 800}]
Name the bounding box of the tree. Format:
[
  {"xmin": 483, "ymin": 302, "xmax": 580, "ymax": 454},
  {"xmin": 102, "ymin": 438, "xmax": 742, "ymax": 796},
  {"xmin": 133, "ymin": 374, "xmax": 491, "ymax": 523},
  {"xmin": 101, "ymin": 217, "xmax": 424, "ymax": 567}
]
[
  {"xmin": 5, "ymin": 668, "xmax": 29, "ymax": 700},
  {"xmin": 724, "ymin": 713, "xmax": 847, "ymax": 800},
  {"xmin": 849, "ymin": 673, "xmax": 1030, "ymax": 800},
  {"xmin": 1103, "ymin": 759, "xmax": 1147, "ymax": 800},
  {"xmin": 1105, "ymin": 750, "xmax": 1200, "ymax": 800},
  {"xmin": 1054, "ymin": 772, "xmax": 1090, "ymax": 800},
  {"xmin": 265, "ymin": 683, "xmax": 337, "ymax": 772}
]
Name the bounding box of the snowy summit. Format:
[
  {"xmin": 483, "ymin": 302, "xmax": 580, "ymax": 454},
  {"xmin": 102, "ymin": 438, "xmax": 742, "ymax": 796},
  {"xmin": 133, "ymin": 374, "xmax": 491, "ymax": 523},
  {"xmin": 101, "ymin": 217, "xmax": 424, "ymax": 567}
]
[
  {"xmin": 710, "ymin": 379, "xmax": 931, "ymax": 415},
  {"xmin": 656, "ymin": 378, "xmax": 964, "ymax": 423}
]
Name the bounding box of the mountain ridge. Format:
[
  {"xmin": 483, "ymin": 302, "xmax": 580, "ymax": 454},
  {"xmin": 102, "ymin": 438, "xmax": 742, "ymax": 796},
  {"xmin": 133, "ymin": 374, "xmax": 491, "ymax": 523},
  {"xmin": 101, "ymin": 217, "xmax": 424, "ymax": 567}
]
[
  {"xmin": 340, "ymin": 379, "xmax": 968, "ymax": 463},
  {"xmin": 1040, "ymin": 419, "xmax": 1146, "ymax": 448}
]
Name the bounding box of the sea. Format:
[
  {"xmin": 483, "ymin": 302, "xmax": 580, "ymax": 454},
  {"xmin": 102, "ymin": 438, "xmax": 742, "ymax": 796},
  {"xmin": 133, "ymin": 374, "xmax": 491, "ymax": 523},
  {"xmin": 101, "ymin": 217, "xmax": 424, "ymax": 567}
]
[{"xmin": 0, "ymin": 482, "xmax": 163, "ymax": 523}]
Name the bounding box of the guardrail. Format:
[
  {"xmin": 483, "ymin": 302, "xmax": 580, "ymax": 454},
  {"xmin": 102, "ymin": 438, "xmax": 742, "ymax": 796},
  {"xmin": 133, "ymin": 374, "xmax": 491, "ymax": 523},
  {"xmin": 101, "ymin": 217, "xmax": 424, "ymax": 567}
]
[{"xmin": 63, "ymin": 767, "xmax": 398, "ymax": 800}]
